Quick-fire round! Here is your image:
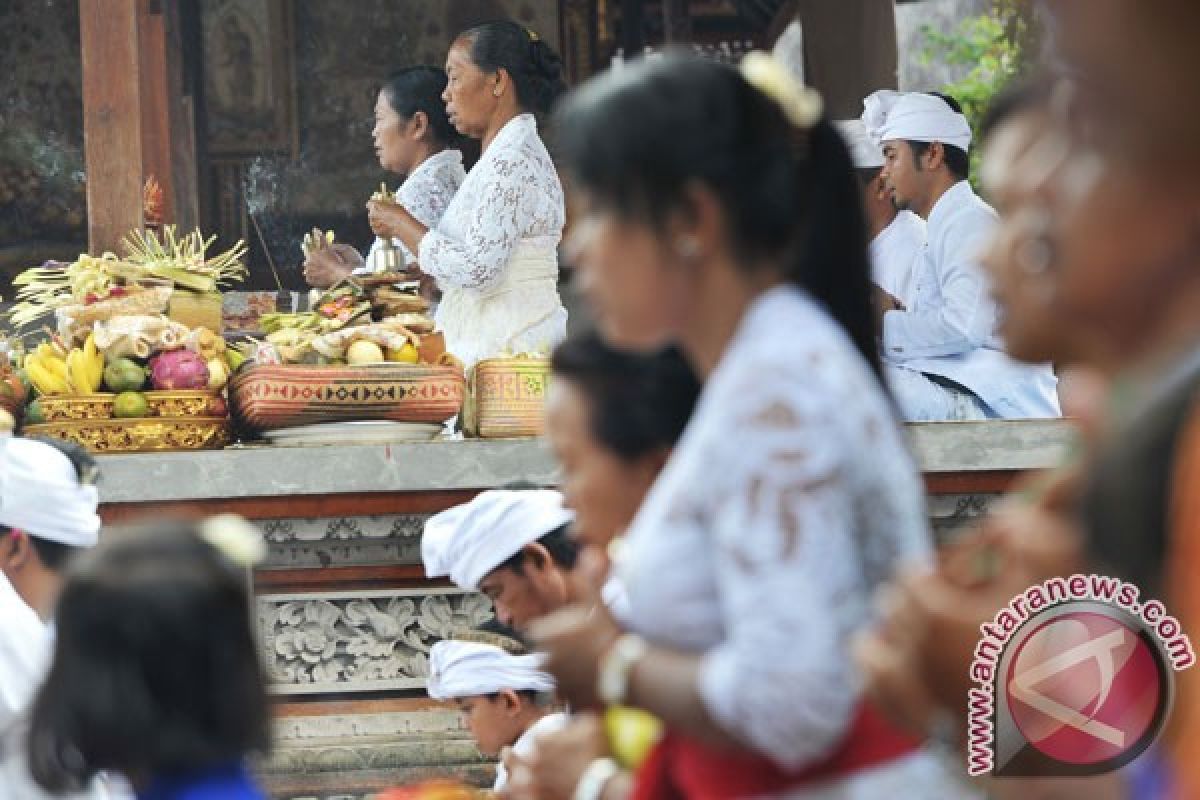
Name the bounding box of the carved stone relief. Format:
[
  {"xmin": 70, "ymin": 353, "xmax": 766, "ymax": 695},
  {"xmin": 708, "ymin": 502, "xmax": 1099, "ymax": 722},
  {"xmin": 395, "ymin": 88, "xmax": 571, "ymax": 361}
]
[
  {"xmin": 258, "ymin": 588, "xmax": 493, "ymax": 694},
  {"xmin": 258, "ymin": 514, "xmax": 429, "ymax": 568}
]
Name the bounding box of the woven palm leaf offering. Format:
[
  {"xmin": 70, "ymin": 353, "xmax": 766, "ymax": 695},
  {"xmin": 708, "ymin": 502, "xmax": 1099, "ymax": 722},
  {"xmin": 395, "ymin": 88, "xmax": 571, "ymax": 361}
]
[
  {"xmin": 230, "ymin": 272, "xmax": 464, "ymax": 434},
  {"xmin": 7, "ymin": 227, "xmax": 248, "ymax": 451},
  {"xmin": 7, "ymin": 226, "xmax": 247, "ymax": 339}
]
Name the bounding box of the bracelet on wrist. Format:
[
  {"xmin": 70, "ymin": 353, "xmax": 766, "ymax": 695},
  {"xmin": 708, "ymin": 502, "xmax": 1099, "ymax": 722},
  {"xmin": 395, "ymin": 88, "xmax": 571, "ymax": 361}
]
[
  {"xmin": 572, "ymin": 757, "xmax": 621, "ymax": 800},
  {"xmin": 597, "ymin": 633, "xmax": 648, "ymax": 708}
]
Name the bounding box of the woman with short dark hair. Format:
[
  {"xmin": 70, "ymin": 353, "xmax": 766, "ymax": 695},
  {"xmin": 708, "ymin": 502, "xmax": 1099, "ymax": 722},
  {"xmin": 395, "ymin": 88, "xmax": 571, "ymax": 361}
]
[
  {"xmin": 26, "ymin": 519, "xmax": 270, "ymax": 799},
  {"xmin": 303, "ymin": 66, "xmax": 465, "ymax": 288},
  {"xmin": 547, "ymin": 332, "xmax": 699, "ymax": 561},
  {"xmin": 367, "ymin": 20, "xmax": 569, "ymax": 369}
]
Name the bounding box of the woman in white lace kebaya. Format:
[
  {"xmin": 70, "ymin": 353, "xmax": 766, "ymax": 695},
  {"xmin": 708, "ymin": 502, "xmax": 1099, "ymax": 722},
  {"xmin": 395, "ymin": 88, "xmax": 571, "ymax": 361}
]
[
  {"xmin": 528, "ymin": 56, "xmax": 971, "ymax": 798},
  {"xmin": 303, "ymin": 67, "xmax": 465, "ymax": 289},
  {"xmin": 367, "ymin": 21, "xmax": 568, "ymax": 369}
]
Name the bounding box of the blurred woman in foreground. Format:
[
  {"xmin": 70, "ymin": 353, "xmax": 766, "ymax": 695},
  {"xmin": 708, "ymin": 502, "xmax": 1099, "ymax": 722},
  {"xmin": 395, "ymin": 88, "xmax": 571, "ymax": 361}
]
[{"xmin": 530, "ymin": 52, "xmax": 963, "ymax": 797}]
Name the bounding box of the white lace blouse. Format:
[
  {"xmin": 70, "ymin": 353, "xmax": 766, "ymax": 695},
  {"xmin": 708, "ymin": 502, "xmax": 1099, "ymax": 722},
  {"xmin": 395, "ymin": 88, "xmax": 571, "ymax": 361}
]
[
  {"xmin": 414, "ymin": 114, "xmax": 567, "ymax": 368},
  {"xmin": 364, "ymin": 148, "xmax": 465, "ymax": 271},
  {"xmin": 417, "ymin": 114, "xmax": 564, "ymax": 290},
  {"xmin": 616, "ymin": 286, "xmax": 934, "ymax": 772}
]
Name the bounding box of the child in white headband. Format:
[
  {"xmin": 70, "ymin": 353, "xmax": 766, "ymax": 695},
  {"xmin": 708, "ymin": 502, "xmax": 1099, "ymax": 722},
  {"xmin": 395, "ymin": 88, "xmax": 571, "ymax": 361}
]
[{"xmin": 427, "ymin": 638, "xmax": 567, "ymax": 791}]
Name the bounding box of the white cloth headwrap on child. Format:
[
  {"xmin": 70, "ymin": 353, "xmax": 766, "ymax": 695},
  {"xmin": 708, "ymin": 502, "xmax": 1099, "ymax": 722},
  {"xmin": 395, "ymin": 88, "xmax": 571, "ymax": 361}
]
[
  {"xmin": 834, "ymin": 119, "xmax": 885, "ymax": 169},
  {"xmin": 422, "ymin": 489, "xmax": 573, "ymax": 590},
  {"xmin": 861, "ymin": 89, "xmax": 973, "ymax": 153},
  {"xmin": 427, "ymin": 640, "xmax": 556, "ymax": 699},
  {"xmin": 0, "ymin": 435, "xmax": 99, "ymax": 547}
]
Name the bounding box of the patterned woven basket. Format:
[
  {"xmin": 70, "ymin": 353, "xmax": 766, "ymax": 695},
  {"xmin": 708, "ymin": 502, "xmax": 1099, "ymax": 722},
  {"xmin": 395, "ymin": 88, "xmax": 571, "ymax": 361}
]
[
  {"xmin": 464, "ymin": 357, "xmax": 550, "ymax": 439},
  {"xmin": 230, "ymin": 363, "xmax": 465, "ymax": 432}
]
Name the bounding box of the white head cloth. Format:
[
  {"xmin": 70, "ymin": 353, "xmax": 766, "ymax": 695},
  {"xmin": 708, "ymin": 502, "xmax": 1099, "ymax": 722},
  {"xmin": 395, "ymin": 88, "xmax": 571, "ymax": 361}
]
[
  {"xmin": 0, "ymin": 435, "xmax": 99, "ymax": 547},
  {"xmin": 834, "ymin": 119, "xmax": 884, "ymax": 169},
  {"xmin": 427, "ymin": 640, "xmax": 556, "ymax": 700},
  {"xmin": 862, "ymin": 89, "xmax": 973, "ymax": 153},
  {"xmin": 422, "ymin": 489, "xmax": 573, "ymax": 589}
]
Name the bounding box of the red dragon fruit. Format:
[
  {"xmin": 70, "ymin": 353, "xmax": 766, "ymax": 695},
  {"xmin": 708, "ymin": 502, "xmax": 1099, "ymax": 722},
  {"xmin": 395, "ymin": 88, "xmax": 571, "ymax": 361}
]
[{"xmin": 149, "ymin": 349, "xmax": 210, "ymax": 390}]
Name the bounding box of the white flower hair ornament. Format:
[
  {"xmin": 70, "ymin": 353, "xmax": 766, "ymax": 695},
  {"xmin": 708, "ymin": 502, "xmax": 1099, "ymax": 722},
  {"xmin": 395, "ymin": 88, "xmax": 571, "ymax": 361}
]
[
  {"xmin": 739, "ymin": 51, "xmax": 823, "ymax": 129},
  {"xmin": 200, "ymin": 513, "xmax": 267, "ymax": 568}
]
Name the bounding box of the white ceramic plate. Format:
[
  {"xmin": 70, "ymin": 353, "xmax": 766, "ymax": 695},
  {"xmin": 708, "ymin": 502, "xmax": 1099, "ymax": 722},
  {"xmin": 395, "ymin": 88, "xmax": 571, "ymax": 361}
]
[{"xmin": 262, "ymin": 421, "xmax": 444, "ymax": 446}]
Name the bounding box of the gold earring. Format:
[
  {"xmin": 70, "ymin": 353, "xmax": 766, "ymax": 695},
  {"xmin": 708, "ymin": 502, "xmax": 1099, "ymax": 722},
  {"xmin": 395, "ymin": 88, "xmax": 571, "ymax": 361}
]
[{"xmin": 493, "ymin": 87, "xmax": 502, "ymax": 98}]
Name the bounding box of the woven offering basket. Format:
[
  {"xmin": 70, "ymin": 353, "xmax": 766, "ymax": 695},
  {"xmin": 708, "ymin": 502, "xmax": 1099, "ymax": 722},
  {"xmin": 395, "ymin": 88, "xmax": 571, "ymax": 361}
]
[
  {"xmin": 463, "ymin": 357, "xmax": 549, "ymax": 439},
  {"xmin": 230, "ymin": 363, "xmax": 465, "ymax": 432}
]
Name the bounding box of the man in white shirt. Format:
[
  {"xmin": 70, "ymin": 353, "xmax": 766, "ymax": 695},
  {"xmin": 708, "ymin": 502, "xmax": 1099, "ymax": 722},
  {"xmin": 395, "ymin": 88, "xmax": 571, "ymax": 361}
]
[
  {"xmin": 836, "ymin": 118, "xmax": 925, "ymax": 306},
  {"xmin": 863, "ymin": 90, "xmax": 1060, "ymax": 420},
  {"xmin": 0, "ymin": 435, "xmax": 125, "ymax": 799}
]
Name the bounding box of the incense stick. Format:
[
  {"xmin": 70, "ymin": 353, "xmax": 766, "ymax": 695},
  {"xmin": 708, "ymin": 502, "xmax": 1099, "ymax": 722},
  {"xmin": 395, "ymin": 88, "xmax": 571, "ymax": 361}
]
[{"xmin": 246, "ymin": 205, "xmax": 284, "ymax": 292}]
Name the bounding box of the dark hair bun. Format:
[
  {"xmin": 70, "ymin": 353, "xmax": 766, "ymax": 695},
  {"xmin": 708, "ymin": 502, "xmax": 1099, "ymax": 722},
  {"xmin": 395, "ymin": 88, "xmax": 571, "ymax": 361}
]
[
  {"xmin": 461, "ymin": 20, "xmax": 567, "ymax": 115},
  {"xmin": 530, "ymin": 39, "xmax": 563, "ymax": 79}
]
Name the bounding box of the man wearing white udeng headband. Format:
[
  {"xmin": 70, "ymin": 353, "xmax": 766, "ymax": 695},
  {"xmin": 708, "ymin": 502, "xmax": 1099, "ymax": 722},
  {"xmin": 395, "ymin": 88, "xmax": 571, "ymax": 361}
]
[
  {"xmin": 422, "ymin": 488, "xmax": 580, "ymax": 630},
  {"xmin": 863, "ymin": 89, "xmax": 1060, "ymax": 421},
  {"xmin": 835, "ymin": 117, "xmax": 926, "ymax": 307},
  {"xmin": 0, "ymin": 434, "xmax": 128, "ymax": 799},
  {"xmin": 427, "ymin": 639, "xmax": 567, "ymax": 791}
]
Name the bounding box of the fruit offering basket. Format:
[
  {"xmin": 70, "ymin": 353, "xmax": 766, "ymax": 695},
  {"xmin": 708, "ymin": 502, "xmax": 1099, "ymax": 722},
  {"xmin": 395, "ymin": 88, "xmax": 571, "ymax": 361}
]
[
  {"xmin": 463, "ymin": 357, "xmax": 550, "ymax": 439},
  {"xmin": 35, "ymin": 390, "xmax": 227, "ymax": 422},
  {"xmin": 230, "ymin": 363, "xmax": 465, "ymax": 433},
  {"xmin": 23, "ymin": 416, "xmax": 231, "ymax": 454}
]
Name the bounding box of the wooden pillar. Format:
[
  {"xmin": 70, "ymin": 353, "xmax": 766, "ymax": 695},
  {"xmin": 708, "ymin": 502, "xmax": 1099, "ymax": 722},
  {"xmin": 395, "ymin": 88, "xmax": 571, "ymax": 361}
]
[
  {"xmin": 80, "ymin": 0, "xmax": 144, "ymax": 254},
  {"xmin": 161, "ymin": 0, "xmax": 201, "ymax": 231},
  {"xmin": 80, "ymin": 0, "xmax": 199, "ymax": 254},
  {"xmin": 139, "ymin": 0, "xmax": 173, "ymax": 224},
  {"xmin": 662, "ymin": 0, "xmax": 692, "ymax": 43}
]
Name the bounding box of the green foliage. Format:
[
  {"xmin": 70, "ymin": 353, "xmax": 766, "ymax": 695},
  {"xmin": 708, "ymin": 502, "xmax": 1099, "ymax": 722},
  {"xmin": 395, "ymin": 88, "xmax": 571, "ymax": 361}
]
[{"xmin": 920, "ymin": 2, "xmax": 1028, "ymax": 186}]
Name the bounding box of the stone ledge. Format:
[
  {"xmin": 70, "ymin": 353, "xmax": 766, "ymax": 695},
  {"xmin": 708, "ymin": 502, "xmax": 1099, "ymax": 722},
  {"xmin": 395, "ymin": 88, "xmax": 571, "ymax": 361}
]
[
  {"xmin": 94, "ymin": 420, "xmax": 1074, "ymax": 504},
  {"xmin": 96, "ymin": 439, "xmax": 560, "ymax": 503},
  {"xmin": 907, "ymin": 419, "xmax": 1073, "ymax": 473}
]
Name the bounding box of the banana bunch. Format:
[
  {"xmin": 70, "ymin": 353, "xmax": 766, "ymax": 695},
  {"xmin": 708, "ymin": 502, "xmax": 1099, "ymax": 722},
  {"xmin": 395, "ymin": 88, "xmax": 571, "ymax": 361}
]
[
  {"xmin": 25, "ymin": 336, "xmax": 105, "ymax": 396},
  {"xmin": 25, "ymin": 341, "xmax": 71, "ymax": 396},
  {"xmin": 66, "ymin": 334, "xmax": 104, "ymax": 394}
]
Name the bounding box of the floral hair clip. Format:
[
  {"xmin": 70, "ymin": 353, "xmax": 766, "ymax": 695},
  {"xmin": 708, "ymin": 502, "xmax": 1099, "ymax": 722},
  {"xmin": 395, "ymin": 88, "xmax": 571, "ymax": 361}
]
[
  {"xmin": 199, "ymin": 513, "xmax": 267, "ymax": 568},
  {"xmin": 739, "ymin": 51, "xmax": 823, "ymax": 129}
]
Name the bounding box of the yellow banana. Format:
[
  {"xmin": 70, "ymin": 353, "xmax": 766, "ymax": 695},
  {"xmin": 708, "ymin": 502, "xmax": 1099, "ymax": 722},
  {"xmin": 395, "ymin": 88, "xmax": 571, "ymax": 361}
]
[
  {"xmin": 43, "ymin": 356, "xmax": 68, "ymax": 381},
  {"xmin": 26, "ymin": 358, "xmax": 69, "ymax": 395},
  {"xmin": 24, "ymin": 358, "xmax": 50, "ymax": 395},
  {"xmin": 67, "ymin": 349, "xmax": 100, "ymax": 394},
  {"xmin": 36, "ymin": 341, "xmax": 67, "ymax": 361},
  {"xmin": 83, "ymin": 334, "xmax": 104, "ymax": 389},
  {"xmin": 65, "ymin": 350, "xmax": 80, "ymax": 393}
]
